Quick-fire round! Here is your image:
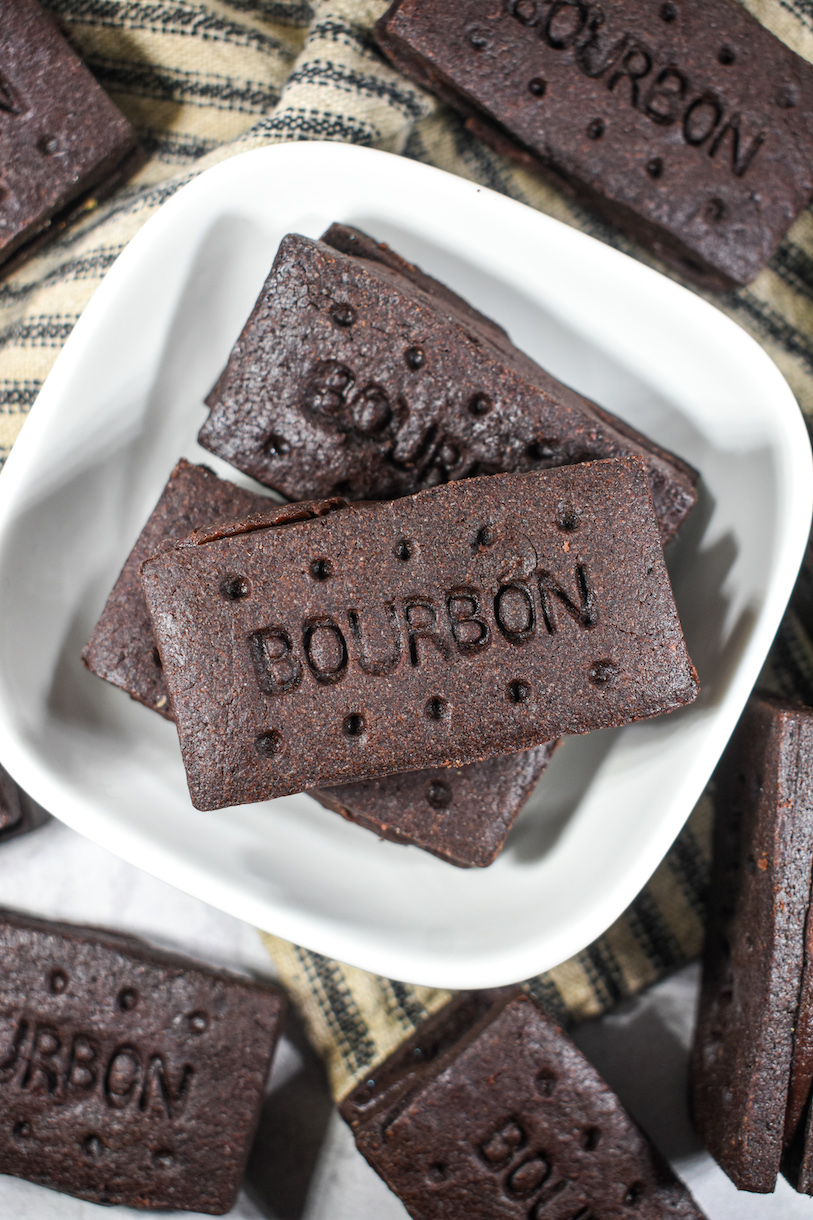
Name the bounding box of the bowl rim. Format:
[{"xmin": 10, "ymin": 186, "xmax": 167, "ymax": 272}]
[{"xmin": 0, "ymin": 140, "xmax": 810, "ymax": 987}]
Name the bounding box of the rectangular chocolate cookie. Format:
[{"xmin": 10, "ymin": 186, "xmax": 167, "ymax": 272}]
[
  {"xmin": 311, "ymin": 741, "xmax": 557, "ymax": 867},
  {"xmin": 0, "ymin": 764, "xmax": 46, "ymax": 845},
  {"xmin": 0, "ymin": 0, "xmax": 143, "ymax": 272},
  {"xmin": 691, "ymin": 695, "xmax": 813, "ymax": 1193},
  {"xmin": 784, "ymin": 890, "xmax": 813, "ymax": 1194},
  {"xmin": 341, "ymin": 990, "xmax": 707, "ymax": 1218},
  {"xmin": 198, "ymin": 225, "xmax": 698, "ymax": 543},
  {"xmin": 82, "ymin": 459, "xmax": 280, "ymax": 719},
  {"xmin": 0, "ymin": 907, "xmax": 285, "ymax": 1213},
  {"xmin": 141, "ymin": 457, "xmax": 699, "ymax": 811},
  {"xmin": 374, "ymin": 0, "xmax": 813, "ymax": 292},
  {"xmin": 84, "ymin": 460, "xmax": 558, "ymax": 866}
]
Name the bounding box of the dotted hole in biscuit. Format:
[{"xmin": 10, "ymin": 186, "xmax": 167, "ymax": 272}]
[
  {"xmin": 526, "ymin": 438, "xmax": 558, "ymax": 462},
  {"xmin": 528, "ymin": 76, "xmax": 547, "ymax": 96},
  {"xmin": 331, "ymin": 302, "xmax": 356, "ymax": 327},
  {"xmin": 188, "ymin": 1011, "xmax": 209, "ymax": 1035},
  {"xmin": 425, "ymin": 696, "xmax": 448, "ymax": 721},
  {"xmin": 426, "ymin": 781, "xmax": 452, "ymax": 809},
  {"xmin": 343, "ymin": 713, "xmax": 365, "ymax": 738},
  {"xmin": 267, "ymin": 434, "xmax": 291, "ymax": 457},
  {"xmin": 220, "ymin": 575, "xmax": 249, "ymax": 601},
  {"xmin": 12, "ymin": 1121, "xmax": 32, "ymax": 1142},
  {"xmin": 468, "ymin": 392, "xmax": 492, "ymax": 417},
  {"xmin": 589, "ymin": 660, "xmax": 619, "ymax": 686},
  {"xmin": 394, "ymin": 538, "xmax": 412, "ymax": 562},
  {"xmin": 153, "ymin": 1149, "xmax": 175, "ymax": 1168},
  {"xmin": 117, "ymin": 987, "xmax": 138, "ymax": 1012},
  {"xmin": 309, "ymin": 558, "xmax": 333, "ymax": 581},
  {"xmin": 660, "ymin": 1, "xmax": 678, "ymax": 20},
  {"xmin": 717, "ymin": 45, "xmax": 735, "ymax": 65},
  {"xmin": 508, "ymin": 680, "xmax": 531, "ymax": 704},
  {"xmin": 37, "ymin": 134, "xmax": 59, "ymax": 156},
  {"xmin": 555, "ymin": 503, "xmax": 580, "ymax": 532},
  {"xmin": 587, "ymin": 118, "xmax": 605, "ymax": 140},
  {"xmin": 255, "ymin": 730, "xmax": 284, "ymax": 758},
  {"xmin": 646, "ymin": 157, "xmax": 664, "ymax": 179},
  {"xmin": 49, "ymin": 969, "xmax": 68, "ymax": 994},
  {"xmin": 582, "ymin": 1126, "xmax": 601, "ymax": 1150},
  {"xmin": 83, "ymin": 1135, "xmax": 104, "ymax": 1160},
  {"xmin": 428, "ymin": 1162, "xmax": 447, "ymax": 1182},
  {"xmin": 536, "ymin": 1069, "xmax": 557, "ymax": 1096},
  {"xmin": 405, "ymin": 345, "xmax": 425, "ymax": 369},
  {"xmin": 475, "ymin": 525, "xmax": 494, "ymax": 548},
  {"xmin": 624, "ymin": 1181, "xmax": 645, "ymax": 1205},
  {"xmin": 705, "ymin": 197, "xmax": 726, "ymax": 223}
]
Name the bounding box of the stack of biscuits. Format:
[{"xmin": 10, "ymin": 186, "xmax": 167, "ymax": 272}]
[{"xmin": 83, "ymin": 221, "xmax": 701, "ymax": 864}]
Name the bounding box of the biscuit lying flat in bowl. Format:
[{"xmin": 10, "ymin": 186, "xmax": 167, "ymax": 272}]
[
  {"xmin": 199, "ymin": 224, "xmax": 697, "ymax": 543},
  {"xmin": 141, "ymin": 458, "xmax": 699, "ymax": 811}
]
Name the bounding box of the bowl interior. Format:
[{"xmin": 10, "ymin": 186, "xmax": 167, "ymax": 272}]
[{"xmin": 0, "ymin": 143, "xmax": 808, "ymax": 987}]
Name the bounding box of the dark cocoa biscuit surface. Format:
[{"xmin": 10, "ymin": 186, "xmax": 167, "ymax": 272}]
[
  {"xmin": 691, "ymin": 695, "xmax": 813, "ymax": 1192},
  {"xmin": 784, "ymin": 712, "xmax": 813, "ymax": 1193},
  {"xmin": 0, "ymin": 907, "xmax": 285, "ymax": 1213},
  {"xmin": 312, "ymin": 741, "xmax": 557, "ymax": 867},
  {"xmin": 141, "ymin": 458, "xmax": 698, "ymax": 811},
  {"xmin": 82, "ymin": 460, "xmax": 278, "ymax": 718},
  {"xmin": 784, "ymin": 890, "xmax": 813, "ymax": 1194},
  {"xmin": 0, "ymin": 0, "xmax": 142, "ymax": 272},
  {"xmin": 374, "ymin": 0, "xmax": 813, "ymax": 292},
  {"xmin": 198, "ymin": 227, "xmax": 697, "ymax": 542},
  {"xmin": 341, "ymin": 991, "xmax": 706, "ymax": 1219}
]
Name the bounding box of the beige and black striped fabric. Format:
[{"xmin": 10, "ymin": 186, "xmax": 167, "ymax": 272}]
[{"xmin": 2, "ymin": 0, "xmax": 812, "ymax": 1100}]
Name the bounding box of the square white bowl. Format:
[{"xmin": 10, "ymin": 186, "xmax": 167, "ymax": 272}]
[{"xmin": 0, "ymin": 143, "xmax": 809, "ymax": 988}]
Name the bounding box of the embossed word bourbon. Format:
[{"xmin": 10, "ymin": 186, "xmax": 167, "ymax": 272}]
[
  {"xmin": 0, "ymin": 909, "xmax": 284, "ymax": 1213},
  {"xmin": 0, "ymin": 0, "xmax": 141, "ymax": 271},
  {"xmin": 141, "ymin": 459, "xmax": 698, "ymax": 811},
  {"xmin": 200, "ymin": 227, "xmax": 698, "ymax": 543},
  {"xmin": 375, "ymin": 0, "xmax": 813, "ymax": 289},
  {"xmin": 341, "ymin": 991, "xmax": 707, "ymax": 1219}
]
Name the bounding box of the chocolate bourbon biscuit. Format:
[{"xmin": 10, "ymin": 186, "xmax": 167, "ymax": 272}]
[
  {"xmin": 82, "ymin": 459, "xmax": 286, "ymax": 719},
  {"xmin": 84, "ymin": 461, "xmax": 558, "ymax": 866},
  {"xmin": 312, "ymin": 741, "xmax": 557, "ymax": 867},
  {"xmin": 0, "ymin": 0, "xmax": 142, "ymax": 272},
  {"xmin": 691, "ymin": 696, "xmax": 813, "ymax": 1193},
  {"xmin": 141, "ymin": 458, "xmax": 699, "ymax": 811},
  {"xmin": 198, "ymin": 225, "xmax": 697, "ymax": 543},
  {"xmin": 374, "ymin": 0, "xmax": 813, "ymax": 291},
  {"xmin": 0, "ymin": 907, "xmax": 285, "ymax": 1212},
  {"xmin": 341, "ymin": 991, "xmax": 707, "ymax": 1219},
  {"xmin": 784, "ymin": 891, "xmax": 813, "ymax": 1195}
]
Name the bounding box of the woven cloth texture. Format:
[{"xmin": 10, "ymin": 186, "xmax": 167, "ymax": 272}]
[{"xmin": 2, "ymin": 0, "xmax": 813, "ymax": 1101}]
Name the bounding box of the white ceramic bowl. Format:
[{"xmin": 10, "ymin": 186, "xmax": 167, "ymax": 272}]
[{"xmin": 0, "ymin": 143, "xmax": 809, "ymax": 987}]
